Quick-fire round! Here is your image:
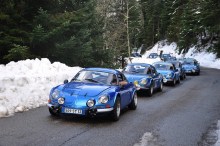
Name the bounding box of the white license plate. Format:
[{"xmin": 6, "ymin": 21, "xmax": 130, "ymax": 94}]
[{"xmin": 64, "ymin": 108, "xmax": 82, "ymax": 114}]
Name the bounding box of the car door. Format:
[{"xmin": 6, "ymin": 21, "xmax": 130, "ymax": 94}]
[
  {"xmin": 151, "ymin": 66, "xmax": 160, "ymax": 88},
  {"xmin": 117, "ymin": 73, "xmax": 132, "ymax": 108},
  {"xmin": 173, "ymin": 64, "xmax": 179, "ymax": 80}
]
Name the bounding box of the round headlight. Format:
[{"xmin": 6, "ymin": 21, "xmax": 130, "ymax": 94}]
[
  {"xmin": 58, "ymin": 97, "xmax": 65, "ymax": 104},
  {"xmin": 140, "ymin": 78, "xmax": 147, "ymax": 85},
  {"xmin": 166, "ymin": 73, "xmax": 172, "ymax": 78},
  {"xmin": 87, "ymin": 99, "xmax": 95, "ymax": 107},
  {"xmin": 133, "ymin": 80, "xmax": 139, "ymax": 86},
  {"xmin": 99, "ymin": 95, "xmax": 109, "ymax": 104},
  {"xmin": 52, "ymin": 89, "xmax": 60, "ymax": 99}
]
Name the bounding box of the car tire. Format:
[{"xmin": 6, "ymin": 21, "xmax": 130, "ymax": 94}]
[
  {"xmin": 128, "ymin": 92, "xmax": 137, "ymax": 110},
  {"xmin": 158, "ymin": 81, "xmax": 163, "ymax": 92},
  {"xmin": 49, "ymin": 108, "xmax": 59, "ymax": 117},
  {"xmin": 147, "ymin": 84, "xmax": 154, "ymax": 97},
  {"xmin": 177, "ymin": 76, "xmax": 180, "ymax": 84},
  {"xmin": 111, "ymin": 97, "xmax": 121, "ymax": 121},
  {"xmin": 172, "ymin": 78, "xmax": 176, "ymax": 86},
  {"xmin": 180, "ymin": 75, "xmax": 183, "ymax": 80}
]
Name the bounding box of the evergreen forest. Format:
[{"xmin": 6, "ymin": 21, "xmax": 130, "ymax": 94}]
[{"xmin": 0, "ymin": 0, "xmax": 220, "ymax": 67}]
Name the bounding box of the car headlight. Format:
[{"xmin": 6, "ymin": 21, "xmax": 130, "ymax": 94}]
[
  {"xmin": 99, "ymin": 95, "xmax": 109, "ymax": 104},
  {"xmin": 140, "ymin": 78, "xmax": 147, "ymax": 85},
  {"xmin": 133, "ymin": 80, "xmax": 139, "ymax": 86},
  {"xmin": 58, "ymin": 97, "xmax": 65, "ymax": 104},
  {"xmin": 52, "ymin": 89, "xmax": 60, "ymax": 99},
  {"xmin": 166, "ymin": 73, "xmax": 172, "ymax": 78},
  {"xmin": 87, "ymin": 99, "xmax": 95, "ymax": 107}
]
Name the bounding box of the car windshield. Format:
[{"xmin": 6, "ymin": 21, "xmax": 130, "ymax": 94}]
[
  {"xmin": 123, "ymin": 65, "xmax": 149, "ymax": 74},
  {"xmin": 154, "ymin": 64, "xmax": 172, "ymax": 70},
  {"xmin": 183, "ymin": 60, "xmax": 194, "ymax": 65},
  {"xmin": 71, "ymin": 70, "xmax": 115, "ymax": 85},
  {"xmin": 149, "ymin": 53, "xmax": 158, "ymax": 58},
  {"xmin": 171, "ymin": 62, "xmax": 180, "ymax": 68},
  {"xmin": 162, "ymin": 54, "xmax": 171, "ymax": 58},
  {"xmin": 131, "ymin": 53, "xmax": 141, "ymax": 57}
]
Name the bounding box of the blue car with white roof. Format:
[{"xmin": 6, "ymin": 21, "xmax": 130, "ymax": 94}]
[
  {"xmin": 122, "ymin": 63, "xmax": 163, "ymax": 97},
  {"xmin": 153, "ymin": 61, "xmax": 181, "ymax": 86},
  {"xmin": 48, "ymin": 68, "xmax": 137, "ymax": 121}
]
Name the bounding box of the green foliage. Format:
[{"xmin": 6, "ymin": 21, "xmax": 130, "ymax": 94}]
[
  {"xmin": 3, "ymin": 44, "xmax": 31, "ymax": 61},
  {"xmin": 0, "ymin": 0, "xmax": 220, "ymax": 66}
]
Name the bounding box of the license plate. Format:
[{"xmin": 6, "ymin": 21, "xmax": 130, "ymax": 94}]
[{"xmin": 64, "ymin": 108, "xmax": 82, "ymax": 114}]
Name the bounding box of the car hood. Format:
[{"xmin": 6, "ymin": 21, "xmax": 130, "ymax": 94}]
[
  {"xmin": 124, "ymin": 73, "xmax": 150, "ymax": 82},
  {"xmin": 60, "ymin": 82, "xmax": 111, "ymax": 97},
  {"xmin": 156, "ymin": 70, "xmax": 172, "ymax": 76},
  {"xmin": 182, "ymin": 64, "xmax": 195, "ymax": 69}
]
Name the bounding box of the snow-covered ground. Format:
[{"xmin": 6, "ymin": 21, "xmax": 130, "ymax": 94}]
[
  {"xmin": 0, "ymin": 41, "xmax": 220, "ymax": 118},
  {"xmin": 132, "ymin": 41, "xmax": 220, "ymax": 69},
  {"xmin": 0, "ymin": 58, "xmax": 81, "ymax": 117}
]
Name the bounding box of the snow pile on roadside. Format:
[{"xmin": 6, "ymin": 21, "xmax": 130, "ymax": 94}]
[
  {"xmin": 142, "ymin": 41, "xmax": 181, "ymax": 58},
  {"xmin": 131, "ymin": 41, "xmax": 181, "ymax": 64},
  {"xmin": 0, "ymin": 58, "xmax": 82, "ymax": 118},
  {"xmin": 137, "ymin": 41, "xmax": 220, "ymax": 69},
  {"xmin": 185, "ymin": 47, "xmax": 220, "ymax": 69}
]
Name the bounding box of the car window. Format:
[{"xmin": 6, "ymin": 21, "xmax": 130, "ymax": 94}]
[
  {"xmin": 151, "ymin": 66, "xmax": 157, "ymax": 74},
  {"xmin": 154, "ymin": 64, "xmax": 170, "ymax": 70},
  {"xmin": 123, "ymin": 65, "xmax": 149, "ymax": 74},
  {"xmin": 72, "ymin": 70, "xmax": 114, "ymax": 85},
  {"xmin": 146, "ymin": 68, "xmax": 152, "ymax": 74}
]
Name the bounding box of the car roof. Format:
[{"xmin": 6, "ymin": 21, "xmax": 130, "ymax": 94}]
[
  {"xmin": 127, "ymin": 63, "xmax": 151, "ymax": 67},
  {"xmin": 83, "ymin": 68, "xmax": 120, "ymax": 74},
  {"xmin": 153, "ymin": 61, "xmax": 173, "ymax": 66},
  {"xmin": 166, "ymin": 60, "xmax": 180, "ymax": 63}
]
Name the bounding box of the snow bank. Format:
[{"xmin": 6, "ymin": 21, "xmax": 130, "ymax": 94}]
[
  {"xmin": 0, "ymin": 58, "xmax": 81, "ymax": 118},
  {"xmin": 185, "ymin": 47, "xmax": 220, "ymax": 69},
  {"xmin": 141, "ymin": 41, "xmax": 220, "ymax": 69}
]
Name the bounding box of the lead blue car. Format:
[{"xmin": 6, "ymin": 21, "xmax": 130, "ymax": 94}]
[
  {"xmin": 122, "ymin": 63, "xmax": 163, "ymax": 97},
  {"xmin": 47, "ymin": 68, "xmax": 137, "ymax": 121},
  {"xmin": 153, "ymin": 61, "xmax": 181, "ymax": 86}
]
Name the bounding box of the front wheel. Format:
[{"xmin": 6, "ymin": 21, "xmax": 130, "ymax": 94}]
[
  {"xmin": 158, "ymin": 81, "xmax": 163, "ymax": 92},
  {"xmin": 111, "ymin": 97, "xmax": 121, "ymax": 121},
  {"xmin": 49, "ymin": 108, "xmax": 59, "ymax": 117},
  {"xmin": 147, "ymin": 84, "xmax": 154, "ymax": 97},
  {"xmin": 177, "ymin": 76, "xmax": 180, "ymax": 84},
  {"xmin": 128, "ymin": 92, "xmax": 137, "ymax": 110},
  {"xmin": 172, "ymin": 78, "xmax": 176, "ymax": 86}
]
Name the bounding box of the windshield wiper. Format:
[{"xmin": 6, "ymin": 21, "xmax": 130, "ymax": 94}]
[
  {"xmin": 71, "ymin": 78, "xmax": 81, "ymax": 82},
  {"xmin": 85, "ymin": 78, "xmax": 101, "ymax": 83},
  {"xmin": 130, "ymin": 70, "xmax": 139, "ymax": 73}
]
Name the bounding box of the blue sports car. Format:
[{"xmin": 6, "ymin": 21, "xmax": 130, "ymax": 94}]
[
  {"xmin": 182, "ymin": 58, "xmax": 200, "ymax": 75},
  {"xmin": 122, "ymin": 63, "xmax": 163, "ymax": 97},
  {"xmin": 166, "ymin": 60, "xmax": 186, "ymax": 80},
  {"xmin": 47, "ymin": 68, "xmax": 137, "ymax": 121},
  {"xmin": 153, "ymin": 61, "xmax": 181, "ymax": 86}
]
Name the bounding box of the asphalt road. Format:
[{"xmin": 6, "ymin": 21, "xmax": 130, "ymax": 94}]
[{"xmin": 0, "ymin": 67, "xmax": 220, "ymax": 146}]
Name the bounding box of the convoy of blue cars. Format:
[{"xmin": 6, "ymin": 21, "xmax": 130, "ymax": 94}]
[{"xmin": 47, "ymin": 54, "xmax": 200, "ymax": 121}]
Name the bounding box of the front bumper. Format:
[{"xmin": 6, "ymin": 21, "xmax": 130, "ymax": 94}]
[
  {"xmin": 47, "ymin": 103, "xmax": 113, "ymax": 116},
  {"xmin": 185, "ymin": 69, "xmax": 199, "ymax": 74}
]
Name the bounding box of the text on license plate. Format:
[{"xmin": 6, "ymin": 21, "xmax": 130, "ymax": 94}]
[{"xmin": 64, "ymin": 108, "xmax": 82, "ymax": 114}]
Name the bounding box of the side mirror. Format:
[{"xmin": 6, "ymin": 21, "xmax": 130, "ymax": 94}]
[{"xmin": 64, "ymin": 79, "xmax": 69, "ymax": 84}]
